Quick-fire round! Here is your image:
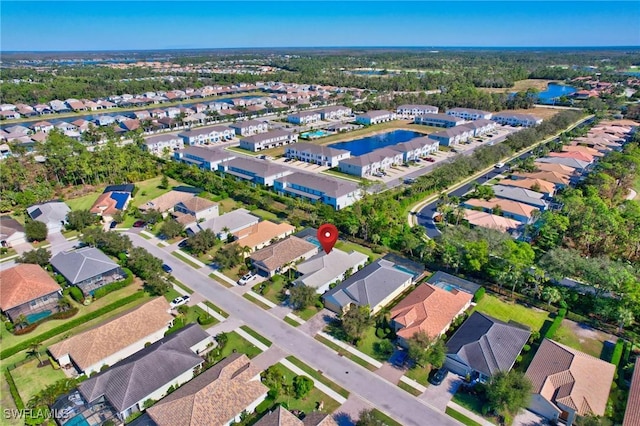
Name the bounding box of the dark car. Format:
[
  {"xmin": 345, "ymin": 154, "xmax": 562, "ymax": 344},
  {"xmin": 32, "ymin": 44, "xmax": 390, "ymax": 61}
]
[
  {"xmin": 429, "ymin": 368, "xmax": 449, "ymax": 386},
  {"xmin": 178, "ymin": 239, "xmax": 189, "ymax": 248},
  {"xmin": 162, "ymin": 264, "xmax": 173, "ymax": 273},
  {"xmin": 109, "ymin": 221, "xmax": 117, "ymax": 229},
  {"xmin": 133, "ymin": 220, "xmax": 146, "ymax": 228}
]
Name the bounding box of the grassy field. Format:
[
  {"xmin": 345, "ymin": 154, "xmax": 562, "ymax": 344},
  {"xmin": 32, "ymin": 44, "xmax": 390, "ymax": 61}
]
[
  {"xmin": 473, "ymin": 294, "xmax": 550, "ymax": 333},
  {"xmin": 130, "ymin": 176, "xmax": 182, "ymax": 208},
  {"xmin": 253, "ymin": 275, "xmax": 287, "ymax": 305},
  {"xmin": 249, "ymin": 208, "xmax": 280, "ymax": 222},
  {"xmin": 335, "ymin": 240, "xmax": 382, "ymax": 260},
  {"xmin": 478, "ymin": 79, "xmax": 556, "ymax": 94},
  {"xmin": 452, "ymin": 393, "xmax": 498, "ymax": 425},
  {"xmin": 217, "ymin": 197, "xmax": 240, "ymax": 214},
  {"xmin": 66, "ymin": 189, "xmax": 102, "ymax": 211},
  {"xmin": 405, "ymin": 365, "xmax": 432, "ymax": 386},
  {"xmin": 553, "ymin": 320, "xmax": 606, "ymax": 358},
  {"xmin": 10, "ymin": 359, "xmax": 66, "ymax": 403}
]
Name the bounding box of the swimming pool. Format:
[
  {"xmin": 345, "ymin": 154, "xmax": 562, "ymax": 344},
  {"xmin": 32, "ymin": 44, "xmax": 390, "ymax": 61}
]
[
  {"xmin": 301, "ymin": 130, "xmax": 331, "ymax": 139},
  {"xmin": 305, "ymin": 236, "xmax": 322, "ymax": 247},
  {"xmin": 393, "ymin": 264, "xmax": 418, "ymax": 278},
  {"xmin": 432, "ymin": 281, "xmax": 460, "ymax": 293},
  {"xmin": 26, "ymin": 310, "xmax": 52, "ymax": 324},
  {"xmin": 64, "ymin": 413, "xmax": 89, "ymax": 426},
  {"xmin": 329, "ymin": 130, "xmax": 423, "ymax": 156}
]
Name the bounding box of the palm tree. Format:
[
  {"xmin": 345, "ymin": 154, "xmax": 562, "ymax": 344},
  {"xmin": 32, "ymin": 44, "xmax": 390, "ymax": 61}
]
[
  {"xmin": 542, "ymin": 286, "xmax": 562, "ymax": 308},
  {"xmin": 26, "ymin": 342, "xmax": 44, "ymax": 366},
  {"xmin": 15, "ymin": 314, "xmax": 28, "ymax": 330},
  {"xmin": 57, "ymin": 296, "xmax": 72, "ymax": 313}
]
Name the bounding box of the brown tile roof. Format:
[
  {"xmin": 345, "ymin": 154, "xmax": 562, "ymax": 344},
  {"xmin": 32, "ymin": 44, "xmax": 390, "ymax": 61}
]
[
  {"xmin": 516, "ymin": 170, "xmax": 571, "ymax": 186},
  {"xmin": 250, "ymin": 236, "xmax": 317, "ymax": 272},
  {"xmin": 464, "ymin": 198, "xmax": 538, "ymax": 219},
  {"xmin": 391, "ymin": 284, "xmax": 472, "ymax": 340},
  {"xmin": 562, "ymin": 145, "xmax": 605, "ymax": 157},
  {"xmin": 526, "ymin": 339, "xmax": 616, "ymax": 417},
  {"xmin": 499, "ymin": 178, "xmax": 556, "ymax": 194},
  {"xmin": 0, "ymin": 264, "xmax": 61, "ymax": 310},
  {"xmin": 48, "ymin": 298, "xmax": 172, "ymax": 371},
  {"xmin": 139, "ymin": 191, "xmax": 195, "ymax": 213},
  {"xmin": 234, "ymin": 221, "xmax": 296, "ymax": 252},
  {"xmin": 624, "ymin": 358, "xmax": 640, "ymax": 426},
  {"xmin": 255, "ymin": 405, "xmax": 338, "ymax": 426},
  {"xmin": 548, "ymin": 151, "xmax": 595, "ymax": 162},
  {"xmin": 89, "ymin": 192, "xmax": 118, "ymax": 215},
  {"xmin": 532, "ymin": 162, "xmax": 576, "ymax": 176},
  {"xmin": 463, "ymin": 209, "xmax": 522, "ymax": 233},
  {"xmin": 146, "ymin": 353, "xmax": 268, "ymax": 426},
  {"xmin": 178, "ymin": 196, "xmax": 217, "ymax": 213}
]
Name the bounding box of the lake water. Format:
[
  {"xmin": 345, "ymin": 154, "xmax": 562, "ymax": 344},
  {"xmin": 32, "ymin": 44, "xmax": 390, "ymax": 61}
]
[
  {"xmin": 537, "ymin": 83, "xmax": 577, "ymax": 103},
  {"xmin": 329, "ymin": 130, "xmax": 423, "ymax": 156}
]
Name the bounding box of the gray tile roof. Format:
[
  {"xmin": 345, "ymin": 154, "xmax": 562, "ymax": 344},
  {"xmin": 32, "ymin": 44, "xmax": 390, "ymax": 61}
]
[
  {"xmin": 192, "ymin": 208, "xmax": 258, "ymax": 235},
  {"xmin": 50, "ymin": 247, "xmax": 120, "ymax": 285},
  {"xmin": 241, "ymin": 129, "xmax": 293, "ymax": 144},
  {"xmin": 178, "ymin": 146, "xmax": 236, "ymax": 163},
  {"xmin": 276, "ymin": 172, "xmax": 358, "ymax": 199},
  {"xmin": 78, "ymin": 324, "xmax": 208, "ymax": 413},
  {"xmin": 536, "ymin": 156, "xmax": 591, "ymax": 170},
  {"xmin": 220, "ymin": 157, "xmax": 290, "ymax": 178},
  {"xmin": 294, "ymin": 249, "xmax": 368, "ymax": 290},
  {"xmin": 446, "ymin": 312, "xmax": 530, "ymax": 377},
  {"xmin": 392, "ymin": 136, "xmax": 438, "ymax": 153},
  {"xmin": 323, "ymin": 259, "xmax": 413, "ymax": 310},
  {"xmin": 230, "ymin": 119, "xmax": 266, "ymax": 129},
  {"xmin": 26, "ymin": 202, "xmax": 70, "ymax": 228},
  {"xmin": 491, "ymin": 185, "xmax": 548, "ymax": 209},
  {"xmin": 286, "ymin": 142, "xmax": 349, "ymax": 157}
]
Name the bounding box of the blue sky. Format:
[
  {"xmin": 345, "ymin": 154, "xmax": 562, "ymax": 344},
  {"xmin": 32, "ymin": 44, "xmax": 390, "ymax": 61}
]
[{"xmin": 2, "ymin": 1, "xmax": 639, "ymax": 51}]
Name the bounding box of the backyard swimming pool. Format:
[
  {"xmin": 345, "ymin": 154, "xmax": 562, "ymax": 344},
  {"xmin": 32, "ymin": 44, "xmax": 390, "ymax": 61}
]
[
  {"xmin": 26, "ymin": 309, "xmax": 52, "ymax": 324},
  {"xmin": 329, "ymin": 130, "xmax": 423, "ymax": 156},
  {"xmin": 301, "ymin": 130, "xmax": 331, "ymax": 139}
]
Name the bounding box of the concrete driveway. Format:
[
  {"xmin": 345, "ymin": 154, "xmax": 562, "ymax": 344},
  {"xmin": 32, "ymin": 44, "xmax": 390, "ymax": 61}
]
[
  {"xmin": 419, "ymin": 373, "xmax": 463, "ymax": 411},
  {"xmin": 513, "ymin": 409, "xmax": 551, "ymax": 426}
]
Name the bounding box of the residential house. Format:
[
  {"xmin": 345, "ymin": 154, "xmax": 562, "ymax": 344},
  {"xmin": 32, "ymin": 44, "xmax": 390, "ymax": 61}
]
[
  {"xmin": 533, "ymin": 162, "xmax": 576, "ymax": 176},
  {"xmin": 0, "ymin": 264, "xmax": 62, "ymax": 323},
  {"xmin": 323, "ymin": 258, "xmax": 414, "ymax": 315},
  {"xmin": 138, "ymin": 190, "xmax": 199, "ymax": 214},
  {"xmin": 491, "ymin": 185, "xmax": 549, "ymax": 210},
  {"xmin": 623, "ymin": 358, "xmax": 640, "ymax": 426},
  {"xmin": 189, "ymin": 208, "xmax": 258, "ymax": 240},
  {"xmin": 536, "ymin": 157, "xmax": 591, "ymax": 173},
  {"xmin": 0, "ymin": 216, "xmax": 26, "ymax": 247},
  {"xmin": 32, "ymin": 121, "xmax": 54, "ymax": 133},
  {"xmin": 250, "ymin": 236, "xmax": 318, "ymax": 277},
  {"xmin": 0, "ymin": 111, "xmax": 20, "ymax": 120},
  {"xmin": 0, "ymin": 104, "xmax": 16, "ymax": 111},
  {"xmin": 526, "ymin": 339, "xmax": 616, "ymax": 426},
  {"xmin": 294, "ymin": 248, "xmax": 368, "ymax": 294},
  {"xmin": 90, "ymin": 191, "xmax": 132, "ymax": 218},
  {"xmin": 147, "ymin": 353, "xmax": 268, "ymax": 426},
  {"xmin": 445, "ymin": 311, "xmax": 530, "ymax": 381},
  {"xmin": 462, "ymin": 198, "xmax": 536, "ymax": 224},
  {"xmin": 446, "ymin": 107, "xmax": 493, "ymax": 121},
  {"xmin": 426, "ymin": 271, "xmax": 482, "ymax": 295},
  {"xmin": 172, "ymin": 197, "xmax": 219, "ymax": 225},
  {"xmin": 26, "ymin": 201, "xmax": 71, "ymax": 233},
  {"xmin": 178, "ymin": 126, "xmax": 234, "ymax": 145},
  {"xmin": 492, "ymin": 113, "xmax": 543, "ymax": 127},
  {"xmin": 548, "ymin": 151, "xmax": 596, "ymax": 163},
  {"xmin": 461, "ymin": 119, "xmax": 497, "ymax": 137},
  {"xmin": 0, "ymin": 143, "xmax": 11, "ymax": 159},
  {"xmin": 462, "ymin": 209, "xmax": 523, "ymax": 233},
  {"xmin": 230, "ymin": 120, "xmax": 269, "ymax": 136},
  {"xmin": 48, "ymin": 298, "xmax": 172, "ymax": 375},
  {"xmin": 239, "ymin": 130, "xmax": 298, "ymax": 152},
  {"xmin": 514, "ymin": 171, "xmax": 571, "ymax": 188},
  {"xmin": 50, "ymin": 247, "xmax": 126, "ymax": 296},
  {"xmin": 499, "ymin": 178, "xmax": 556, "ymax": 197},
  {"xmin": 218, "ymin": 157, "xmax": 292, "ymax": 186},
  {"xmin": 338, "ymin": 147, "xmax": 404, "ymax": 177},
  {"xmin": 34, "ymin": 104, "xmax": 53, "ymax": 115},
  {"xmin": 391, "ymin": 136, "xmax": 439, "ymax": 162},
  {"xmin": 143, "ymin": 134, "xmax": 184, "ymax": 156},
  {"xmin": 288, "ymin": 110, "xmax": 322, "ymax": 125},
  {"xmin": 173, "ymin": 146, "xmax": 236, "ymax": 171},
  {"xmin": 413, "ymin": 113, "xmax": 465, "ymax": 129},
  {"xmin": 78, "ymin": 324, "xmax": 211, "ymax": 421},
  {"xmin": 355, "ymin": 110, "xmax": 396, "ymax": 125},
  {"xmin": 255, "ymin": 405, "xmax": 337, "ymax": 426},
  {"xmin": 49, "ymin": 100, "xmax": 70, "ymax": 113},
  {"xmin": 95, "ymin": 115, "xmax": 116, "ymax": 126},
  {"xmin": 285, "ymin": 142, "xmax": 351, "ymax": 167},
  {"xmin": 234, "ymin": 221, "xmax": 296, "ymax": 254},
  {"xmin": 391, "ymin": 283, "xmax": 473, "ymax": 345},
  {"xmin": 274, "ymin": 172, "xmax": 360, "ymax": 210},
  {"xmin": 428, "ymin": 126, "xmax": 474, "ymax": 146},
  {"xmin": 65, "ymin": 99, "xmax": 86, "ymax": 111},
  {"xmin": 562, "ymin": 145, "xmax": 605, "ymax": 158},
  {"xmin": 396, "ymin": 104, "xmax": 438, "ymax": 118},
  {"xmin": 319, "ymin": 105, "xmax": 352, "ymax": 120}
]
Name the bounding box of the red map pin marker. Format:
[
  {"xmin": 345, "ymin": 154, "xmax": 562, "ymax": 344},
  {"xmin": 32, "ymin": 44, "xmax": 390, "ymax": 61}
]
[{"xmin": 317, "ymin": 224, "xmax": 339, "ymax": 254}]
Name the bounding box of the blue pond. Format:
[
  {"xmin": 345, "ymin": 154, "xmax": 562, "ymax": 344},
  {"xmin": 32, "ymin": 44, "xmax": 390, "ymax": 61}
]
[
  {"xmin": 329, "ymin": 130, "xmax": 423, "ymax": 156},
  {"xmin": 538, "ymin": 83, "xmax": 577, "ymax": 103},
  {"xmin": 110, "ymin": 192, "xmax": 130, "ymax": 210}
]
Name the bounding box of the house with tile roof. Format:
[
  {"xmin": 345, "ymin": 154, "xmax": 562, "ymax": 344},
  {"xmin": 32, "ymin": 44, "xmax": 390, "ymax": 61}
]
[
  {"xmin": 218, "ymin": 157, "xmax": 292, "ymax": 186},
  {"xmin": 462, "ymin": 197, "xmax": 537, "ymax": 224},
  {"xmin": 172, "ymin": 197, "xmax": 219, "ymax": 225},
  {"xmin": 26, "ymin": 201, "xmax": 71, "ymax": 233},
  {"xmin": 445, "ymin": 311, "xmax": 530, "ymax": 382},
  {"xmin": 139, "ymin": 190, "xmax": 199, "ymax": 214},
  {"xmin": 427, "ymin": 126, "xmax": 474, "ymax": 146},
  {"xmin": 90, "ymin": 191, "xmax": 132, "ymax": 218},
  {"xmin": 461, "ymin": 118, "xmax": 497, "ymax": 137},
  {"xmin": 285, "ymin": 143, "xmax": 351, "ymax": 167},
  {"xmin": 250, "ymin": 236, "xmax": 318, "ymax": 277},
  {"xmin": 50, "ymin": 247, "xmax": 126, "ymax": 296},
  {"xmin": 188, "ymin": 208, "xmax": 258, "ymax": 240},
  {"xmin": 548, "ymin": 151, "xmax": 596, "ymax": 163},
  {"xmin": 391, "ymin": 284, "xmax": 473, "ymax": 345},
  {"xmin": 462, "ymin": 209, "xmax": 523, "ymax": 233},
  {"xmin": 48, "ymin": 298, "xmax": 172, "ymax": 375},
  {"xmin": 255, "ymin": 405, "xmax": 337, "ymax": 426},
  {"xmin": 0, "ymin": 216, "xmax": 26, "ymax": 247},
  {"xmin": 234, "ymin": 220, "xmax": 296, "ymax": 254},
  {"xmin": 532, "ymin": 162, "xmax": 577, "ymax": 177},
  {"xmin": 623, "ymin": 358, "xmax": 640, "ymax": 426},
  {"xmin": 498, "ymin": 178, "xmax": 556, "ymax": 197},
  {"xmin": 526, "ymin": 339, "xmax": 616, "ymax": 426},
  {"xmin": 146, "ymin": 353, "xmax": 268, "ymax": 426},
  {"xmin": 323, "ymin": 258, "xmax": 414, "ymax": 315},
  {"xmin": 0, "ymin": 264, "xmax": 62, "ymax": 323},
  {"xmin": 536, "ymin": 157, "xmax": 592, "ymax": 173},
  {"xmin": 491, "ymin": 185, "xmax": 549, "ymax": 210},
  {"xmin": 515, "ymin": 170, "xmax": 572, "ymax": 188},
  {"xmin": 78, "ymin": 324, "xmax": 211, "ymax": 421},
  {"xmin": 239, "ymin": 129, "xmax": 298, "ymax": 152},
  {"xmin": 294, "ymin": 248, "xmax": 368, "ymax": 294}
]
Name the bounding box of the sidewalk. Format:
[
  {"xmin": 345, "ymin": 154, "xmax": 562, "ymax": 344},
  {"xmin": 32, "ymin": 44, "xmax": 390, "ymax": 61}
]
[
  {"xmin": 316, "ymin": 331, "xmax": 382, "ymax": 368},
  {"xmin": 446, "ymin": 401, "xmax": 495, "ymax": 426}
]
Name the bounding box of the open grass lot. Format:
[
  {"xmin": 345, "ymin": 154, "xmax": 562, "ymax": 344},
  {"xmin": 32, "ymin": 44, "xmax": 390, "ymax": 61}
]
[
  {"xmin": 249, "ymin": 208, "xmax": 281, "ymax": 222},
  {"xmin": 253, "ymin": 274, "xmax": 287, "ymax": 305},
  {"xmin": 553, "ymin": 319, "xmax": 609, "ymax": 358},
  {"xmin": 516, "ymin": 106, "xmax": 562, "ymax": 120},
  {"xmin": 473, "ymin": 294, "xmax": 551, "ymax": 333},
  {"xmin": 350, "ymin": 325, "xmax": 390, "ymax": 362},
  {"xmin": 217, "ymin": 197, "xmax": 240, "ymax": 214},
  {"xmin": 335, "ymin": 240, "xmax": 382, "ymax": 260},
  {"xmin": 477, "ymin": 79, "xmax": 556, "ymax": 94},
  {"xmin": 66, "ymin": 189, "xmax": 103, "ymax": 211},
  {"xmin": 130, "ymin": 176, "xmax": 183, "ymax": 207},
  {"xmin": 10, "ymin": 359, "xmax": 66, "ymax": 403}
]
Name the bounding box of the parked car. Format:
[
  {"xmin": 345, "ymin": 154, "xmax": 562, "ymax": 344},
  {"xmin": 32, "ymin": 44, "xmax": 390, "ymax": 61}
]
[
  {"xmin": 133, "ymin": 220, "xmax": 146, "ymax": 228},
  {"xmin": 162, "ymin": 264, "xmax": 173, "ymax": 273},
  {"xmin": 495, "ymin": 162, "xmax": 505, "ymax": 169},
  {"xmin": 178, "ymin": 239, "xmax": 189, "ymax": 248},
  {"xmin": 238, "ymin": 272, "xmax": 257, "ymax": 286},
  {"xmin": 429, "ymin": 368, "xmax": 449, "ymax": 386},
  {"xmin": 425, "ymin": 157, "xmax": 435, "ymax": 162},
  {"xmin": 109, "ymin": 221, "xmax": 117, "ymax": 229},
  {"xmin": 170, "ymin": 295, "xmax": 190, "ymax": 309}
]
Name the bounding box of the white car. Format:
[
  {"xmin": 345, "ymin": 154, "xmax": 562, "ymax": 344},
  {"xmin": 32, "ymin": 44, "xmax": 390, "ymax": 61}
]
[
  {"xmin": 495, "ymin": 162, "xmax": 505, "ymax": 169},
  {"xmin": 238, "ymin": 272, "xmax": 257, "ymax": 286},
  {"xmin": 170, "ymin": 295, "xmax": 190, "ymax": 309}
]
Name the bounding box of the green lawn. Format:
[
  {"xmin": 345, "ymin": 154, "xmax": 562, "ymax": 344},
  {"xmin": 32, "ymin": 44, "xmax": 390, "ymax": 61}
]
[
  {"xmin": 369, "ymin": 409, "xmax": 403, "ymax": 426},
  {"xmin": 405, "ymin": 365, "xmax": 432, "ymax": 386},
  {"xmin": 296, "ymin": 305, "xmax": 323, "ymax": 321},
  {"xmin": 473, "ymin": 294, "xmax": 550, "ymax": 333},
  {"xmin": 66, "ymin": 190, "xmax": 102, "ymax": 211},
  {"xmin": 211, "ymin": 331, "xmax": 262, "ymax": 361},
  {"xmin": 335, "ymin": 240, "xmax": 382, "ymax": 261},
  {"xmin": 249, "ymin": 208, "xmax": 280, "ymax": 222},
  {"xmin": 553, "ymin": 321, "xmax": 604, "ymax": 358},
  {"xmin": 351, "ymin": 325, "xmax": 392, "ymax": 362},
  {"xmin": 253, "ymin": 275, "xmax": 287, "ymax": 305},
  {"xmin": 397, "ymin": 381, "xmax": 422, "ymax": 396},
  {"xmin": 243, "ymin": 293, "xmax": 272, "ymax": 310},
  {"xmin": 164, "ymin": 288, "xmax": 182, "ymax": 302},
  {"xmin": 130, "ymin": 176, "xmax": 183, "ymax": 208},
  {"xmin": 9, "ymin": 360, "xmax": 66, "ymax": 403},
  {"xmin": 240, "ymin": 325, "xmax": 272, "ymax": 347},
  {"xmin": 445, "ymin": 407, "xmax": 483, "ymax": 426},
  {"xmin": 0, "ymin": 248, "xmax": 17, "ymax": 261},
  {"xmin": 217, "ymin": 198, "xmax": 240, "ymax": 214},
  {"xmin": 203, "ymin": 301, "xmax": 229, "ymax": 318},
  {"xmin": 285, "ymin": 356, "xmax": 350, "ymax": 399}
]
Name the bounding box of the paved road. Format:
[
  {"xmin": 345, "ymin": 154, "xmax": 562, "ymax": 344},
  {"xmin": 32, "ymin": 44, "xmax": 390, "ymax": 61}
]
[{"xmin": 126, "ymin": 232, "xmax": 460, "ymax": 426}]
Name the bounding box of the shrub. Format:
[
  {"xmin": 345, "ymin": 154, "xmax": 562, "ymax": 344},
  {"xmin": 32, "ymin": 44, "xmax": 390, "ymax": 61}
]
[
  {"xmin": 473, "ymin": 287, "xmax": 486, "ymax": 302},
  {"xmin": 69, "ymin": 287, "xmax": 84, "ymax": 303},
  {"xmin": 4, "ymin": 369, "xmax": 24, "ymax": 410},
  {"xmin": 14, "ymin": 323, "xmax": 38, "ymax": 335},
  {"xmin": 55, "ymin": 274, "xmax": 67, "ymax": 285},
  {"xmin": 610, "ymin": 339, "xmax": 624, "ymax": 366},
  {"xmin": 92, "ymin": 269, "xmax": 133, "ymax": 299},
  {"xmin": 522, "ymin": 344, "xmax": 531, "ymax": 352},
  {"xmin": 50, "ymin": 308, "xmax": 79, "ymax": 320},
  {"xmin": 544, "ymin": 308, "xmax": 567, "ymax": 340}
]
